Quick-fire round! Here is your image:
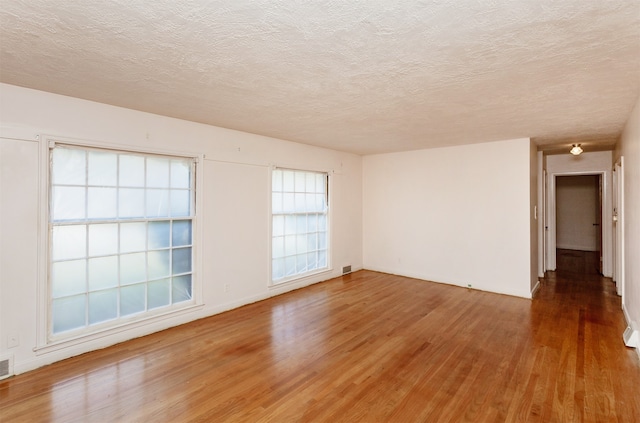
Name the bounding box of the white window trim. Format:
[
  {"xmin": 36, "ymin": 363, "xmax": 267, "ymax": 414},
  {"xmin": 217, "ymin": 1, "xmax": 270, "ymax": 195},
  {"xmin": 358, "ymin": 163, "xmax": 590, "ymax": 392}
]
[
  {"xmin": 268, "ymin": 166, "xmax": 333, "ymax": 287},
  {"xmin": 35, "ymin": 135, "xmax": 204, "ymax": 351}
]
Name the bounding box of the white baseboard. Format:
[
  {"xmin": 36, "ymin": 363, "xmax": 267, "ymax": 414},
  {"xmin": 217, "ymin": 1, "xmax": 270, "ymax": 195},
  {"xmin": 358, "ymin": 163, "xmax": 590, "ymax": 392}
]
[
  {"xmin": 531, "ymin": 280, "xmax": 541, "ymax": 297},
  {"xmin": 622, "ymin": 305, "xmax": 639, "ymax": 359}
]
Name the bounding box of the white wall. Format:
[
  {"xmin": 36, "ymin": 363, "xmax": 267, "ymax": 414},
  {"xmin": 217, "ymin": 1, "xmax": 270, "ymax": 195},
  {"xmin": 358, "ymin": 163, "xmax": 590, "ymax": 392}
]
[
  {"xmin": 362, "ymin": 138, "xmax": 536, "ymax": 299},
  {"xmin": 617, "ymin": 94, "xmax": 640, "ymax": 351},
  {"xmin": 0, "ymin": 83, "xmax": 363, "ymax": 374},
  {"xmin": 545, "ymin": 151, "xmax": 613, "ymax": 275},
  {"xmin": 556, "ymin": 175, "xmax": 599, "ymax": 251}
]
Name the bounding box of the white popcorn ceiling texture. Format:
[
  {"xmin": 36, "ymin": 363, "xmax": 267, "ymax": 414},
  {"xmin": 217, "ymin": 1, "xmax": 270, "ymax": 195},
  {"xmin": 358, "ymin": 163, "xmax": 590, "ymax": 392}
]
[{"xmin": 1, "ymin": 1, "xmax": 639, "ymax": 154}]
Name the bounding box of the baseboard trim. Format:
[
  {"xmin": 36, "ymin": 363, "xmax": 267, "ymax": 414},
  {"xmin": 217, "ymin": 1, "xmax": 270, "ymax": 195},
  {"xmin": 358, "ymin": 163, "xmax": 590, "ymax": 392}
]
[
  {"xmin": 531, "ymin": 280, "xmax": 541, "ymax": 297},
  {"xmin": 622, "ymin": 304, "xmax": 639, "ymax": 361}
]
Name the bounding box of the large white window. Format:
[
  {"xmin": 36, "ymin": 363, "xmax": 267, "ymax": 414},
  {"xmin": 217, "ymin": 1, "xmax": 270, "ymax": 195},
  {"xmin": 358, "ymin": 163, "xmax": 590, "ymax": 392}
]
[
  {"xmin": 49, "ymin": 145, "xmax": 196, "ymax": 338},
  {"xmin": 271, "ymin": 168, "xmax": 329, "ymax": 283}
]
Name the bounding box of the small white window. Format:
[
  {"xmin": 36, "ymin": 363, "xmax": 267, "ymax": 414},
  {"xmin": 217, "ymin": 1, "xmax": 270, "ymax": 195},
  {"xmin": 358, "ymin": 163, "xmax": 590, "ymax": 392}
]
[
  {"xmin": 271, "ymin": 168, "xmax": 329, "ymax": 283},
  {"xmin": 49, "ymin": 145, "xmax": 196, "ymax": 339}
]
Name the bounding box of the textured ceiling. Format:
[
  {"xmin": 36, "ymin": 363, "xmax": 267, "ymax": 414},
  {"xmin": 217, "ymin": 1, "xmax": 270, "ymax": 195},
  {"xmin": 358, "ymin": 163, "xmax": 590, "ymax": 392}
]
[{"xmin": 1, "ymin": 1, "xmax": 639, "ymax": 155}]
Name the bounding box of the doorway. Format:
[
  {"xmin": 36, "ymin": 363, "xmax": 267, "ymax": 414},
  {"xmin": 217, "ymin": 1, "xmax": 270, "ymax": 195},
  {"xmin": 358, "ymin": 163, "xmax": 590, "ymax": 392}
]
[{"xmin": 555, "ymin": 174, "xmax": 602, "ymax": 274}]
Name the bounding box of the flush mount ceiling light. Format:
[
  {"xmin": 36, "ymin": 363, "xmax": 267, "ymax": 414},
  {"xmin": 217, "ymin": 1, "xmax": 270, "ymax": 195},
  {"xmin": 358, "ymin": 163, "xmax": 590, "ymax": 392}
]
[{"xmin": 570, "ymin": 144, "xmax": 583, "ymax": 155}]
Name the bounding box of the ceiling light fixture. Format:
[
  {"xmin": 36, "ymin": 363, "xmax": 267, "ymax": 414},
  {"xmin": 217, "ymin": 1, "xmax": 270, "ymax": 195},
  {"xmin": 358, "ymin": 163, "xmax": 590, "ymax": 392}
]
[{"xmin": 570, "ymin": 144, "xmax": 583, "ymax": 155}]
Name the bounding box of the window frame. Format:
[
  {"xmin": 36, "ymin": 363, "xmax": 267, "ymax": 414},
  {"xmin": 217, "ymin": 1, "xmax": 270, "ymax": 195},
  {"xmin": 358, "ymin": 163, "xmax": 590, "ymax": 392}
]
[
  {"xmin": 36, "ymin": 137, "xmax": 204, "ymax": 351},
  {"xmin": 270, "ymin": 166, "xmax": 332, "ymax": 286}
]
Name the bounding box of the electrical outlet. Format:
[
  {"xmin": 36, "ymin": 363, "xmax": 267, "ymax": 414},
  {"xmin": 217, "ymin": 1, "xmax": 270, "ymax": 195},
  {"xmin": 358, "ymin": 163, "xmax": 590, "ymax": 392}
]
[{"xmin": 7, "ymin": 333, "xmax": 19, "ymax": 348}]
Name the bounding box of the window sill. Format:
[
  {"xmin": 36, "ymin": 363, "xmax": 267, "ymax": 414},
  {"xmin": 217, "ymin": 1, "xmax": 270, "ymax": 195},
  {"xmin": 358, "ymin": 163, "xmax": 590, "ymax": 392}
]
[
  {"xmin": 270, "ymin": 267, "xmax": 333, "ymax": 289},
  {"xmin": 34, "ymin": 303, "xmax": 204, "ymax": 356}
]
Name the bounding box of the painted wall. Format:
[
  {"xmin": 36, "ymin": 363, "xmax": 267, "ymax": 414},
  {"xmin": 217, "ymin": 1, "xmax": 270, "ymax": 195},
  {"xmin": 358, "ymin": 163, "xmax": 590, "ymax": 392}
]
[
  {"xmin": 0, "ymin": 83, "xmax": 363, "ymax": 374},
  {"xmin": 362, "ymin": 138, "xmax": 536, "ymax": 299},
  {"xmin": 545, "ymin": 151, "xmax": 613, "ymax": 276},
  {"xmin": 556, "ymin": 175, "xmax": 599, "ymax": 251},
  {"xmin": 617, "ymin": 94, "xmax": 640, "ymax": 349}
]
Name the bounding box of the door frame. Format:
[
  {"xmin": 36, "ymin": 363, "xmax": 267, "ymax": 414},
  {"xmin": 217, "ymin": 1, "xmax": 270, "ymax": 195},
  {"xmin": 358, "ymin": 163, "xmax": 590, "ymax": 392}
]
[
  {"xmin": 613, "ymin": 157, "xmax": 624, "ymax": 299},
  {"xmin": 546, "ymin": 170, "xmax": 608, "ymax": 272}
]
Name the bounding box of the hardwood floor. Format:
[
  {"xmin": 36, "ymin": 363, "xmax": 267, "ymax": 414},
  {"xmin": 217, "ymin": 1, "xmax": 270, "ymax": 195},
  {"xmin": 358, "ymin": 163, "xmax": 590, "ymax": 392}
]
[{"xmin": 1, "ymin": 268, "xmax": 638, "ymax": 422}]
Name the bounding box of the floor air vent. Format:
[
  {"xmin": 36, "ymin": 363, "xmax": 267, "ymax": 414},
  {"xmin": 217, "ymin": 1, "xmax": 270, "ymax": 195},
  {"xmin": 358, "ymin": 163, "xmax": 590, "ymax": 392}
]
[
  {"xmin": 0, "ymin": 356, "xmax": 13, "ymax": 380},
  {"xmin": 342, "ymin": 265, "xmax": 352, "ymax": 275}
]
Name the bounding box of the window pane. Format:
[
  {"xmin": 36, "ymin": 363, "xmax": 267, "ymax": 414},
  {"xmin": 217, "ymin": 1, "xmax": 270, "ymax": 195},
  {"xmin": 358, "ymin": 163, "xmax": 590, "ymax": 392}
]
[
  {"xmin": 272, "ymin": 215, "xmax": 284, "ymax": 236},
  {"xmin": 148, "ymin": 250, "xmax": 170, "ymax": 279},
  {"xmin": 52, "ymin": 187, "xmax": 86, "ymax": 221},
  {"xmin": 305, "ymin": 173, "xmax": 316, "ymax": 192},
  {"xmin": 272, "ymin": 193, "xmax": 283, "ymax": 214},
  {"xmin": 307, "ymin": 252, "xmax": 318, "ymax": 270},
  {"xmin": 282, "ymin": 193, "xmax": 295, "ymax": 213},
  {"xmin": 52, "ymin": 148, "xmax": 86, "ymax": 185},
  {"xmin": 146, "ymin": 189, "xmax": 169, "ymax": 217},
  {"xmin": 120, "ymin": 252, "xmax": 146, "ymax": 285},
  {"xmin": 52, "ymin": 260, "xmax": 86, "ymax": 298},
  {"xmin": 318, "ymin": 215, "xmax": 327, "ymax": 231},
  {"xmin": 88, "ymin": 151, "xmax": 117, "ymax": 186},
  {"xmin": 119, "ymin": 155, "xmax": 145, "ymax": 187},
  {"xmin": 172, "ymin": 220, "xmax": 192, "ymax": 246},
  {"xmin": 172, "ymin": 275, "xmax": 192, "ymax": 303},
  {"xmin": 52, "ymin": 225, "xmax": 86, "ymax": 261},
  {"xmin": 89, "ymin": 289, "xmax": 117, "ymax": 325},
  {"xmin": 319, "ymin": 250, "xmax": 327, "ymax": 267},
  {"xmin": 295, "ymin": 193, "xmax": 305, "ymax": 211},
  {"xmin": 53, "ymin": 295, "xmax": 86, "ymax": 333},
  {"xmin": 316, "ymin": 174, "xmax": 325, "ymax": 193},
  {"xmin": 170, "ymin": 190, "xmax": 190, "ymax": 217},
  {"xmin": 296, "ymin": 254, "xmax": 307, "ymax": 273},
  {"xmin": 148, "ymin": 278, "xmax": 170, "ymax": 309},
  {"xmin": 296, "ymin": 215, "xmax": 307, "ymax": 233},
  {"xmin": 172, "ymin": 247, "xmax": 191, "ymax": 275},
  {"xmin": 272, "ymin": 258, "xmax": 285, "ymax": 280},
  {"xmin": 284, "ymin": 215, "xmax": 296, "ymax": 235},
  {"xmin": 284, "ymin": 235, "xmax": 296, "ymax": 256},
  {"xmin": 306, "ymin": 194, "xmax": 316, "ymax": 213},
  {"xmin": 308, "ymin": 214, "xmax": 318, "ymax": 232},
  {"xmin": 282, "ymin": 170, "xmax": 294, "ymax": 191},
  {"xmin": 120, "ymin": 222, "xmax": 146, "ymax": 253},
  {"xmin": 272, "ymin": 170, "xmax": 283, "ymax": 192},
  {"xmin": 88, "ymin": 256, "xmax": 118, "ymax": 291},
  {"xmin": 118, "ymin": 188, "xmax": 145, "ymax": 218},
  {"xmin": 87, "ymin": 187, "xmax": 117, "ymax": 219},
  {"xmin": 121, "ymin": 284, "xmax": 146, "ymax": 316},
  {"xmin": 88, "ymin": 223, "xmax": 118, "ymax": 256},
  {"xmin": 272, "ymin": 236, "xmax": 285, "ymax": 259},
  {"xmin": 147, "ymin": 158, "xmax": 170, "ymax": 188},
  {"xmin": 296, "ymin": 234, "xmax": 307, "ymax": 254},
  {"xmin": 318, "ymin": 232, "xmax": 327, "ymax": 250},
  {"xmin": 170, "ymin": 160, "xmax": 190, "ymax": 189},
  {"xmin": 307, "ymin": 233, "xmax": 318, "ymax": 251},
  {"xmin": 295, "ymin": 172, "xmax": 305, "ymax": 192},
  {"xmin": 285, "ymin": 256, "xmax": 296, "ymax": 277},
  {"xmin": 316, "ymin": 194, "xmax": 326, "ymax": 212},
  {"xmin": 148, "ymin": 221, "xmax": 170, "ymax": 249}
]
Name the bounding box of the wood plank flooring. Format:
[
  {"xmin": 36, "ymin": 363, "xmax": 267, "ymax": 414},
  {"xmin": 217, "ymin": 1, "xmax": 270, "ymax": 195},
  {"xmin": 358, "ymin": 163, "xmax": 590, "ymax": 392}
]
[{"xmin": 1, "ymin": 266, "xmax": 638, "ymax": 422}]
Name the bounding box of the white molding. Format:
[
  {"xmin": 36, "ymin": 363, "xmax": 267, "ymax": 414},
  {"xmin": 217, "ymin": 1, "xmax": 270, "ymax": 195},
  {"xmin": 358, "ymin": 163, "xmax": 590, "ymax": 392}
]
[{"xmin": 530, "ymin": 280, "xmax": 541, "ymax": 297}]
